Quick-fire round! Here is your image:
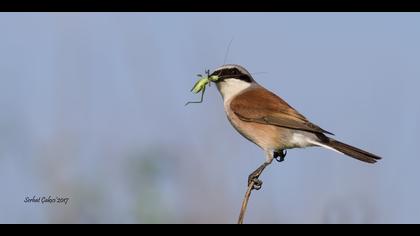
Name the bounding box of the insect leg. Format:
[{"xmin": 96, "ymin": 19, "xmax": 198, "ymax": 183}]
[{"xmin": 184, "ymin": 87, "xmax": 206, "ymax": 106}]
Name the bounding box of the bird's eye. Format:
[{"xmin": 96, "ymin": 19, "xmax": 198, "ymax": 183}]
[{"xmin": 211, "ymin": 70, "xmax": 221, "ymax": 77}]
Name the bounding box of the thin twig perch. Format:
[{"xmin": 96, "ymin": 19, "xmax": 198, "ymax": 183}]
[
  {"xmin": 237, "ymin": 162, "xmax": 270, "ymax": 224},
  {"xmin": 237, "ymin": 181, "xmax": 255, "ymax": 224}
]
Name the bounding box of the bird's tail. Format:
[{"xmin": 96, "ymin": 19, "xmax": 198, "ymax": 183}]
[{"xmin": 308, "ymin": 137, "xmax": 382, "ymax": 164}]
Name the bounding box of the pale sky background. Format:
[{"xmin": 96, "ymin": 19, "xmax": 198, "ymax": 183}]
[{"xmin": 0, "ymin": 13, "xmax": 419, "ymax": 223}]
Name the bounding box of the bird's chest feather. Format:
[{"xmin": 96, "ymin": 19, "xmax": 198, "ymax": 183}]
[{"xmin": 224, "ymin": 100, "xmax": 284, "ymax": 150}]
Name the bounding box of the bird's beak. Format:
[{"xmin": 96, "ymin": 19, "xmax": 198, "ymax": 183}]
[{"xmin": 210, "ymin": 73, "xmax": 225, "ymax": 84}]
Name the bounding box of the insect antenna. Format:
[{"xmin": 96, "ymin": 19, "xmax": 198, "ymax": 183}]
[{"xmin": 223, "ymin": 37, "xmax": 234, "ymax": 65}]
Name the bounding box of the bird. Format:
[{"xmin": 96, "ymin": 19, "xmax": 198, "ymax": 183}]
[{"xmin": 210, "ymin": 64, "xmax": 382, "ymax": 189}]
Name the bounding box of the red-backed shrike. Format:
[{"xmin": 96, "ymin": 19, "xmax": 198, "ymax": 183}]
[{"xmin": 210, "ymin": 64, "xmax": 381, "ymax": 188}]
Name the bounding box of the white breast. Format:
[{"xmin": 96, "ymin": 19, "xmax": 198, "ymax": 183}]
[{"xmin": 216, "ymin": 78, "xmax": 251, "ymax": 103}]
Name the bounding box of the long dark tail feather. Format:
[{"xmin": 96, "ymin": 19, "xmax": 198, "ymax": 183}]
[{"xmin": 322, "ymin": 138, "xmax": 382, "ymax": 164}]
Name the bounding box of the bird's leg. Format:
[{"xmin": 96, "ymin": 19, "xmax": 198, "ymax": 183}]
[
  {"xmin": 247, "ymin": 162, "xmax": 269, "ymax": 190},
  {"xmin": 247, "ymin": 151, "xmax": 277, "ymax": 190},
  {"xmin": 274, "ymin": 149, "xmax": 287, "ymax": 163}
]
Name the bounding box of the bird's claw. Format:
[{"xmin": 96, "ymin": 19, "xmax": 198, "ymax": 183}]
[
  {"xmin": 248, "ymin": 169, "xmax": 264, "ymax": 190},
  {"xmin": 247, "ymin": 162, "xmax": 269, "ymax": 191},
  {"xmin": 251, "ymin": 179, "xmax": 263, "ymax": 190},
  {"xmin": 248, "ymin": 177, "xmax": 263, "ymax": 190},
  {"xmin": 274, "ymin": 150, "xmax": 287, "ymax": 163}
]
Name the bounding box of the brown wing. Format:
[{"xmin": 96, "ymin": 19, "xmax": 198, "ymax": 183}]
[{"xmin": 230, "ymin": 87, "xmax": 334, "ymax": 135}]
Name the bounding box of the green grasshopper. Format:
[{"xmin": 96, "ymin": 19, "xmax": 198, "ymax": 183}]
[{"xmin": 185, "ymin": 69, "xmax": 220, "ymax": 106}]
